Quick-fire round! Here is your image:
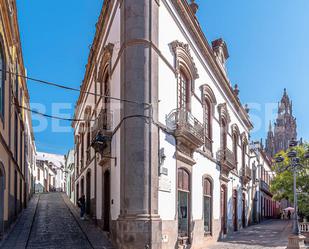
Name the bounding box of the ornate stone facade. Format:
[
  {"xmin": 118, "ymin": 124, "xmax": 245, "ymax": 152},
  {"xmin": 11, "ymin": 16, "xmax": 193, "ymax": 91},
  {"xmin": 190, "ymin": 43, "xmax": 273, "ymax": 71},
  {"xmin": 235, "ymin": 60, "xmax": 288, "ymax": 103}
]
[{"xmin": 265, "ymin": 89, "xmax": 297, "ymax": 158}]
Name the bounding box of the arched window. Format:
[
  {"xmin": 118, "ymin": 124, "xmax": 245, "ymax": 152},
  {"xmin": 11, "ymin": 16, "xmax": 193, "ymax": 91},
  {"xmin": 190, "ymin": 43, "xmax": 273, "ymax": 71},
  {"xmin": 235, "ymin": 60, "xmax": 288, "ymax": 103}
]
[
  {"xmin": 178, "ymin": 168, "xmax": 190, "ymax": 237},
  {"xmin": 203, "ymin": 178, "xmax": 212, "ymax": 234},
  {"xmin": 0, "ymin": 39, "xmax": 5, "ymax": 118}
]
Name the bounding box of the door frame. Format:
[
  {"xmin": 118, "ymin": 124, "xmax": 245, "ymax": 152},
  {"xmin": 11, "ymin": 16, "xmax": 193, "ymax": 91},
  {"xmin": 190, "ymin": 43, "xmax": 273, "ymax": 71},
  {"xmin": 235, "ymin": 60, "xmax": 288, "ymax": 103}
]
[
  {"xmin": 86, "ymin": 170, "xmax": 91, "ymax": 215},
  {"xmin": 220, "ymin": 184, "xmax": 227, "ymax": 235},
  {"xmin": 233, "ymin": 189, "xmax": 238, "ymax": 231},
  {"xmin": 242, "ymin": 193, "xmax": 246, "ymax": 228},
  {"xmin": 103, "ymin": 169, "xmax": 111, "ymax": 232}
]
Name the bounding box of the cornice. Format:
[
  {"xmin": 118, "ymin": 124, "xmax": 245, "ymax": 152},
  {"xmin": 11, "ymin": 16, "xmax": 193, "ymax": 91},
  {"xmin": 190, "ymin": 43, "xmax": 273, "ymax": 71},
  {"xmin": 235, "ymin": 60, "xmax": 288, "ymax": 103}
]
[
  {"xmin": 73, "ymin": 0, "xmax": 115, "ymax": 125},
  {"xmin": 169, "ymin": 0, "xmax": 253, "ymax": 130}
]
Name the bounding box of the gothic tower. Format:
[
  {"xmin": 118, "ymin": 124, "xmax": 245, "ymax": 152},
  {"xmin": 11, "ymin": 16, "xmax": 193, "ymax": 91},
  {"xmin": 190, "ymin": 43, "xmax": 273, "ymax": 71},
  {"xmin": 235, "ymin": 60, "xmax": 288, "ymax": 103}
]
[{"xmin": 265, "ymin": 88, "xmax": 297, "ymax": 157}]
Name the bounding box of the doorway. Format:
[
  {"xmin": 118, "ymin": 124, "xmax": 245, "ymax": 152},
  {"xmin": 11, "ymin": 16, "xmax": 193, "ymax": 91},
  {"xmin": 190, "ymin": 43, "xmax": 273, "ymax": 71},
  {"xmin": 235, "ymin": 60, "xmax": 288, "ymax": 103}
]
[
  {"xmin": 86, "ymin": 171, "xmax": 91, "ymax": 215},
  {"xmin": 233, "ymin": 189, "xmax": 238, "ymax": 231},
  {"xmin": 221, "ymin": 185, "xmax": 227, "ymax": 235},
  {"xmin": 14, "ymin": 170, "xmax": 17, "ymax": 217},
  {"xmin": 103, "ymin": 170, "xmax": 110, "ymax": 231},
  {"xmin": 242, "ymin": 193, "xmax": 246, "ymax": 228},
  {"xmin": 0, "ymin": 164, "xmax": 5, "ymax": 236}
]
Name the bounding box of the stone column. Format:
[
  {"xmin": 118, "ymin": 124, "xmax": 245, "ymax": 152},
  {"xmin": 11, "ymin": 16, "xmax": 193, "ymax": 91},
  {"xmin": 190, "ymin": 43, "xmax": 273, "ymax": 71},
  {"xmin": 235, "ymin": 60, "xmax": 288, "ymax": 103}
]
[{"xmin": 116, "ymin": 0, "xmax": 161, "ymax": 248}]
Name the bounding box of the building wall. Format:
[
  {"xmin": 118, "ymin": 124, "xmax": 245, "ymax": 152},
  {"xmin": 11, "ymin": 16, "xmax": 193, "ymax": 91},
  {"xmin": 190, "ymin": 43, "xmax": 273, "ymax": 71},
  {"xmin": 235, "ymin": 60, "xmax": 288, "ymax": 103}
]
[
  {"xmin": 0, "ymin": 0, "xmax": 35, "ymax": 236},
  {"xmin": 71, "ymin": 0, "xmax": 278, "ymax": 248}
]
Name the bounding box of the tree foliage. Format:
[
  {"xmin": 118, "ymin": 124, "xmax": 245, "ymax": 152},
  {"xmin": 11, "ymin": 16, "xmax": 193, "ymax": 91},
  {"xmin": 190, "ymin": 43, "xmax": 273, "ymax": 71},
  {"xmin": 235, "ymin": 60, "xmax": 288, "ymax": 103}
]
[{"xmin": 270, "ymin": 144, "xmax": 309, "ymax": 217}]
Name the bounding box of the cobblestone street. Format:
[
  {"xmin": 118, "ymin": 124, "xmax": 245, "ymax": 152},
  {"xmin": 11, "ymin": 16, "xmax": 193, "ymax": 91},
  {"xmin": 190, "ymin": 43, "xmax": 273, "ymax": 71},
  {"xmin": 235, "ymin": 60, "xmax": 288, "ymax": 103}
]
[
  {"xmin": 0, "ymin": 193, "xmax": 113, "ymax": 249},
  {"xmin": 209, "ymin": 220, "xmax": 292, "ymax": 249}
]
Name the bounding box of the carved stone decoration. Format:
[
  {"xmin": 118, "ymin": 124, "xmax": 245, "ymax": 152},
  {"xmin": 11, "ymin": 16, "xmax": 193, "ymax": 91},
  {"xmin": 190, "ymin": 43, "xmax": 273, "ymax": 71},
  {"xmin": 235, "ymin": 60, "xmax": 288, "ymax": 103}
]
[
  {"xmin": 98, "ymin": 43, "xmax": 114, "ymax": 81},
  {"xmin": 212, "ymin": 38, "xmax": 229, "ymax": 76},
  {"xmin": 217, "ymin": 103, "xmax": 231, "ymax": 124},
  {"xmin": 170, "ymin": 40, "xmax": 199, "ymax": 90},
  {"xmin": 240, "ymin": 132, "xmax": 248, "ymax": 146},
  {"xmin": 200, "ymin": 84, "xmax": 217, "ymax": 105}
]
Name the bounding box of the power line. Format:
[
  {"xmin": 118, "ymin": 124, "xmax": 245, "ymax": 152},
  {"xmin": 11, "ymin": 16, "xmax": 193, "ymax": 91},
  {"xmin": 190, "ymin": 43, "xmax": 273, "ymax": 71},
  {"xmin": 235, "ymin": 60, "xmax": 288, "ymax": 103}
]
[
  {"xmin": 16, "ymin": 103, "xmax": 93, "ymax": 122},
  {"xmin": 1, "ymin": 69, "xmax": 151, "ymax": 107}
]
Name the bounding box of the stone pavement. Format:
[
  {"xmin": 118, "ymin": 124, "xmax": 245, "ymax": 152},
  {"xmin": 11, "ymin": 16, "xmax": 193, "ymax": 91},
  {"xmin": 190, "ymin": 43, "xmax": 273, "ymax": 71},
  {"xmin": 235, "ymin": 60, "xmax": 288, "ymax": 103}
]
[
  {"xmin": 208, "ymin": 219, "xmax": 292, "ymax": 249},
  {"xmin": 0, "ymin": 192, "xmax": 114, "ymax": 249}
]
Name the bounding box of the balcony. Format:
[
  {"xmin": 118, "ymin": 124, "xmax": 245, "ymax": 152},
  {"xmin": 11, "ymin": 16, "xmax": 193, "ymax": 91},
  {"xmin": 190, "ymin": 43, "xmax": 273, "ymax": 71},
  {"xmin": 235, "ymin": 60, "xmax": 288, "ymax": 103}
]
[
  {"xmin": 166, "ymin": 109, "xmax": 204, "ymax": 155},
  {"xmin": 260, "ymin": 180, "xmax": 271, "ymax": 194},
  {"xmin": 216, "ymin": 148, "xmax": 236, "ymax": 178},
  {"xmin": 241, "ymin": 165, "xmax": 252, "ymax": 185},
  {"xmin": 91, "ymin": 109, "xmax": 113, "ymax": 157}
]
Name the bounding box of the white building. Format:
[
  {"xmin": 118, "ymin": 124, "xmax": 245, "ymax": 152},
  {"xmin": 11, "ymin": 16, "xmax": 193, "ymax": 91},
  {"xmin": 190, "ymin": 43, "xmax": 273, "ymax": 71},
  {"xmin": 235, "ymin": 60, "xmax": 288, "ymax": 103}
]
[
  {"xmin": 35, "ymin": 152, "xmax": 65, "ymax": 192},
  {"xmin": 64, "ymin": 150, "xmax": 75, "ymax": 203},
  {"xmin": 72, "ymin": 1, "xmax": 276, "ymax": 248}
]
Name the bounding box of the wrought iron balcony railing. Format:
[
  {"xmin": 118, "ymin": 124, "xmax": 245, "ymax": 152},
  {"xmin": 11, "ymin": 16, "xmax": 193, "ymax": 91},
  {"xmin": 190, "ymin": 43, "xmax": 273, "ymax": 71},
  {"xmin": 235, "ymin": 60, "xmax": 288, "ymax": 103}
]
[
  {"xmin": 216, "ymin": 148, "xmax": 236, "ymax": 172},
  {"xmin": 91, "ymin": 109, "xmax": 113, "ymax": 142},
  {"xmin": 166, "ymin": 108, "xmax": 205, "ymax": 148},
  {"xmin": 240, "ymin": 165, "xmax": 252, "ymax": 185},
  {"xmin": 260, "ymin": 180, "xmax": 270, "ymax": 192}
]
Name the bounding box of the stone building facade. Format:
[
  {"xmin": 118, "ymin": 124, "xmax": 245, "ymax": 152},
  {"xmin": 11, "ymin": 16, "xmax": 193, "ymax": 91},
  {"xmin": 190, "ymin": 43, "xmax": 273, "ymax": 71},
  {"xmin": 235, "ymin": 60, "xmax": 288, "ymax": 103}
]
[
  {"xmin": 265, "ymin": 88, "xmax": 297, "ymax": 158},
  {"xmin": 0, "ymin": 0, "xmax": 36, "ymax": 238},
  {"xmin": 70, "ymin": 1, "xmax": 275, "ymax": 248}
]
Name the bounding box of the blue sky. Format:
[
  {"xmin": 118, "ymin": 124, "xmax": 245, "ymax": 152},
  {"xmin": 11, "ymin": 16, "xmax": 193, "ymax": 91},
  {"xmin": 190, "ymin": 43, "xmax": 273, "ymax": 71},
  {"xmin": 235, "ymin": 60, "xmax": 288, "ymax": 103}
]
[{"xmin": 16, "ymin": 0, "xmax": 309, "ymax": 155}]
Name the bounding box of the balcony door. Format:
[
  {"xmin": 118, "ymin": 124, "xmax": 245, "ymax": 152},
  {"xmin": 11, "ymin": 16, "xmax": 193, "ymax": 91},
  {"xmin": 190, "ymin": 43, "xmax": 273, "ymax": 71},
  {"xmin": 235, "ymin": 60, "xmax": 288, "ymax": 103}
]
[
  {"xmin": 178, "ymin": 70, "xmax": 190, "ymax": 111},
  {"xmin": 178, "ymin": 168, "xmax": 190, "ymax": 238},
  {"xmin": 221, "ymin": 120, "xmax": 227, "ymax": 157}
]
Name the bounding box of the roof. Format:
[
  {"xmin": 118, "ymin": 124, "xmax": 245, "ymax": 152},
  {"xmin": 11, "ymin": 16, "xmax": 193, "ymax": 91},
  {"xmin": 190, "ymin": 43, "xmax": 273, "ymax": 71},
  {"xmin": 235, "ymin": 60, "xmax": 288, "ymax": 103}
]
[{"xmin": 37, "ymin": 152, "xmax": 65, "ymax": 169}]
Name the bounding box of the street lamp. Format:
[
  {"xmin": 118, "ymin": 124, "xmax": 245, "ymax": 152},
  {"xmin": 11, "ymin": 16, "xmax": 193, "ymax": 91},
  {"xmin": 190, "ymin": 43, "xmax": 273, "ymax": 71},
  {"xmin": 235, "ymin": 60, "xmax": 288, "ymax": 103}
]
[{"xmin": 274, "ymin": 138, "xmax": 309, "ymax": 248}]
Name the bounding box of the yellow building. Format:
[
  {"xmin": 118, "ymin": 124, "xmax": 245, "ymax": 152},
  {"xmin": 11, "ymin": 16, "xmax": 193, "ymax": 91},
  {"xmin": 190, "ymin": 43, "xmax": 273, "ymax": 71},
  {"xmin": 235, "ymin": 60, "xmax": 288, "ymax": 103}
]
[{"xmin": 0, "ymin": 0, "xmax": 35, "ymax": 237}]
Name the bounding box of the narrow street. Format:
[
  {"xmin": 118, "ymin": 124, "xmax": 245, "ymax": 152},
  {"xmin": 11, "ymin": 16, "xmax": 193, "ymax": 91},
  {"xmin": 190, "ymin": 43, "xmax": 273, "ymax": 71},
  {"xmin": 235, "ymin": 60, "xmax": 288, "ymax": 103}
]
[
  {"xmin": 0, "ymin": 193, "xmax": 113, "ymax": 249},
  {"xmin": 209, "ymin": 219, "xmax": 292, "ymax": 249}
]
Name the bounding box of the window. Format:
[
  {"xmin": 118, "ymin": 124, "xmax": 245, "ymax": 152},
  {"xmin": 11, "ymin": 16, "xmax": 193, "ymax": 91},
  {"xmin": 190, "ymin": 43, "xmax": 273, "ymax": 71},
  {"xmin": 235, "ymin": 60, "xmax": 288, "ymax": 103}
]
[
  {"xmin": 242, "ymin": 142, "xmax": 247, "ymax": 171},
  {"xmin": 178, "ymin": 168, "xmax": 190, "ymax": 237},
  {"xmin": 76, "ymin": 142, "xmax": 80, "ymax": 175},
  {"xmin": 86, "ymin": 121, "xmax": 91, "ymax": 162},
  {"xmin": 204, "ymin": 99, "xmax": 211, "ymax": 139},
  {"xmin": 203, "ymin": 178, "xmax": 212, "ymax": 234},
  {"xmin": 0, "ymin": 40, "xmax": 4, "ymax": 118},
  {"xmin": 37, "ymin": 168, "xmax": 40, "ymax": 181},
  {"xmin": 14, "ymin": 112, "xmax": 18, "ymax": 159},
  {"xmin": 178, "ymin": 70, "xmax": 190, "ymax": 111},
  {"xmin": 102, "ymin": 72, "xmax": 110, "ymax": 108},
  {"xmin": 233, "ymin": 133, "xmax": 238, "ymax": 164},
  {"xmin": 221, "ymin": 119, "xmax": 227, "ymax": 151},
  {"xmin": 81, "ymin": 132, "xmax": 84, "ymax": 168}
]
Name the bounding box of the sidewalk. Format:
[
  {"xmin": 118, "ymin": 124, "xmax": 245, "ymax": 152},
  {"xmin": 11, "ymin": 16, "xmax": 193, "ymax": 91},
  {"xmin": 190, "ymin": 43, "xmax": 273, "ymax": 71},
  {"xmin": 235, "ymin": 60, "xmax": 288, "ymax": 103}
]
[
  {"xmin": 209, "ymin": 219, "xmax": 292, "ymax": 249},
  {"xmin": 61, "ymin": 193, "xmax": 114, "ymax": 249},
  {"xmin": 0, "ymin": 194, "xmax": 39, "ymax": 249}
]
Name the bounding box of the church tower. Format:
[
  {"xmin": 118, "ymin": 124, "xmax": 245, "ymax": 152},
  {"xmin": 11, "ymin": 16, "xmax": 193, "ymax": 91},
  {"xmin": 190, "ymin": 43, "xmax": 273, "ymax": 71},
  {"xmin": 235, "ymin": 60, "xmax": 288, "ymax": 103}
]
[{"xmin": 265, "ymin": 88, "xmax": 297, "ymax": 157}]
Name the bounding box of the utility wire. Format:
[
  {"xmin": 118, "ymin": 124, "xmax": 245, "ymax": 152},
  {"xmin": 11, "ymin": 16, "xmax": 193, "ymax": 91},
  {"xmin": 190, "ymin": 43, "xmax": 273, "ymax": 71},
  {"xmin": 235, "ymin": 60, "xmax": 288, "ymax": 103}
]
[
  {"xmin": 15, "ymin": 103, "xmax": 93, "ymax": 122},
  {"xmin": 1, "ymin": 69, "xmax": 152, "ymax": 107}
]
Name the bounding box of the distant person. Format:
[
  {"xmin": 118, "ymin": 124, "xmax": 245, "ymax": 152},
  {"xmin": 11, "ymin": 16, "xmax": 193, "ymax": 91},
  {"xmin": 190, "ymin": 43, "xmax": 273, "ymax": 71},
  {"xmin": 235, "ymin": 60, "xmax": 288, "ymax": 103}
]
[
  {"xmin": 287, "ymin": 210, "xmax": 291, "ymax": 220},
  {"xmin": 78, "ymin": 194, "xmax": 86, "ymax": 220}
]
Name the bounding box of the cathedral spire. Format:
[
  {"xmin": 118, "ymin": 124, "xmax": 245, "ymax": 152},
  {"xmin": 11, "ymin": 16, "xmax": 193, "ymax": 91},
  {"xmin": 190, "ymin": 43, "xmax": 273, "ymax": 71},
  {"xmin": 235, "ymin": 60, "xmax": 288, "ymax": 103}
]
[
  {"xmin": 265, "ymin": 88, "xmax": 297, "ymax": 158},
  {"xmin": 268, "ymin": 121, "xmax": 272, "ymax": 132}
]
